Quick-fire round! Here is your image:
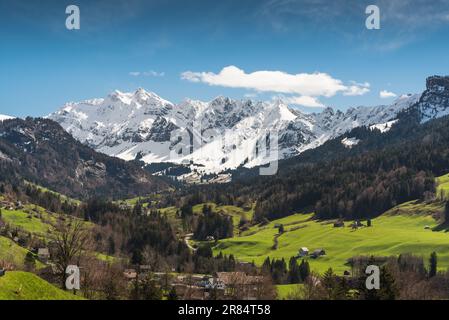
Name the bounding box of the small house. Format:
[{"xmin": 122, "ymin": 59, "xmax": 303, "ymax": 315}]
[
  {"xmin": 333, "ymin": 221, "xmax": 345, "ymax": 228},
  {"xmin": 139, "ymin": 265, "xmax": 151, "ymax": 271},
  {"xmin": 38, "ymin": 248, "xmax": 50, "ymax": 262},
  {"xmin": 298, "ymin": 247, "xmax": 309, "ymax": 257},
  {"xmin": 311, "ymin": 249, "xmax": 326, "ymax": 258},
  {"xmin": 123, "ymin": 269, "xmax": 137, "ymax": 280},
  {"xmin": 15, "ymin": 201, "xmax": 24, "ymax": 209},
  {"xmin": 350, "ymin": 220, "xmax": 364, "ymax": 229}
]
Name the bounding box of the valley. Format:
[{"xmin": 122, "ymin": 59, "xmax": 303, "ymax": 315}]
[{"xmin": 2, "ymin": 75, "xmax": 449, "ymax": 300}]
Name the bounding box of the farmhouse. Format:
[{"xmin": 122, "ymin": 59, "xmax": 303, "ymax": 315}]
[
  {"xmin": 139, "ymin": 265, "xmax": 152, "ymax": 273},
  {"xmin": 333, "ymin": 221, "xmax": 345, "ymax": 228},
  {"xmin": 173, "ymin": 283, "xmax": 210, "ymax": 300},
  {"xmin": 199, "ymin": 277, "xmax": 225, "ymax": 290},
  {"xmin": 37, "ymin": 248, "xmax": 50, "ymax": 262},
  {"xmin": 15, "ymin": 201, "xmax": 24, "ymax": 209},
  {"xmin": 350, "ymin": 220, "xmax": 364, "ymax": 229},
  {"xmin": 215, "ymin": 272, "xmax": 265, "ymax": 299},
  {"xmin": 298, "ymin": 247, "xmax": 309, "ymax": 257},
  {"xmin": 123, "ymin": 269, "xmax": 137, "ymax": 280},
  {"xmin": 311, "ymin": 248, "xmax": 326, "ymax": 258}
]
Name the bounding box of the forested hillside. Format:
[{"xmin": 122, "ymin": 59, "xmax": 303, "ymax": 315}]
[
  {"xmin": 0, "ymin": 118, "xmax": 168, "ymax": 200},
  {"xmin": 177, "ymin": 109, "xmax": 449, "ymax": 222}
]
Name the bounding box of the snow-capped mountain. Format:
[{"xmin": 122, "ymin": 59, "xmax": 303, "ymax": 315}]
[
  {"xmin": 48, "ymin": 88, "xmax": 421, "ymax": 175},
  {"xmin": 0, "ymin": 114, "xmax": 14, "ymax": 121}
]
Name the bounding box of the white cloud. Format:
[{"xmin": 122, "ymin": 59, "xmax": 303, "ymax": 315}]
[
  {"xmin": 181, "ymin": 66, "xmax": 369, "ymax": 104},
  {"xmin": 129, "ymin": 70, "xmax": 165, "ymax": 77},
  {"xmin": 343, "ymin": 81, "xmax": 371, "ymax": 96},
  {"xmin": 380, "ymin": 90, "xmax": 397, "ymax": 99},
  {"xmin": 281, "ymin": 95, "xmax": 324, "ymax": 108}
]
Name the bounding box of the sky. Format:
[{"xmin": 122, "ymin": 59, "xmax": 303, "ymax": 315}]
[{"xmin": 1, "ymin": 0, "xmax": 449, "ymax": 117}]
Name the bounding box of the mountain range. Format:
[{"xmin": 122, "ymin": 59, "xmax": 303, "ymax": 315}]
[
  {"xmin": 2, "ymin": 75, "xmax": 449, "ymax": 187},
  {"xmin": 47, "ymin": 84, "xmax": 428, "ymax": 178}
]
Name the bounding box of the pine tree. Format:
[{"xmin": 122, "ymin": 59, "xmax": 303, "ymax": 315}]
[
  {"xmin": 262, "ymin": 257, "xmax": 271, "ymax": 274},
  {"xmin": 144, "ymin": 279, "xmax": 163, "ymax": 300},
  {"xmin": 24, "ymin": 251, "xmax": 36, "ymax": 271},
  {"xmin": 359, "ymin": 265, "xmax": 398, "ymax": 300},
  {"xmin": 278, "ymin": 224, "xmax": 284, "ymax": 234},
  {"xmin": 107, "ymin": 235, "xmax": 116, "ymax": 255},
  {"xmin": 445, "ymin": 201, "xmax": 449, "ymax": 223},
  {"xmin": 378, "ymin": 266, "xmax": 399, "ymax": 300},
  {"xmin": 429, "ymin": 251, "xmax": 437, "ymax": 278},
  {"xmin": 298, "ymin": 259, "xmax": 310, "ymax": 281},
  {"xmin": 321, "ymin": 268, "xmax": 339, "ymax": 300},
  {"xmin": 288, "ymin": 257, "xmax": 301, "ymax": 284},
  {"xmin": 167, "ymin": 286, "xmax": 178, "ymax": 300}
]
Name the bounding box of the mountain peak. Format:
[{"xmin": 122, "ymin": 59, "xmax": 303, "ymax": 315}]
[
  {"xmin": 426, "ymin": 75, "xmax": 449, "ymax": 94},
  {"xmin": 210, "ymin": 95, "xmax": 232, "ymax": 105},
  {"xmin": 104, "ymin": 88, "xmax": 172, "ymax": 106},
  {"xmin": 133, "ymin": 87, "xmax": 160, "ymax": 99},
  {"xmin": 417, "ymin": 76, "xmax": 449, "ymax": 123}
]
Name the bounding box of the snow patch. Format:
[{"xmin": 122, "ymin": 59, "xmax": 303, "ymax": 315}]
[
  {"xmin": 0, "ymin": 114, "xmax": 14, "ymax": 121},
  {"xmin": 369, "ymin": 119, "xmax": 398, "ymax": 133},
  {"xmin": 341, "ymin": 137, "xmax": 360, "ymax": 148}
]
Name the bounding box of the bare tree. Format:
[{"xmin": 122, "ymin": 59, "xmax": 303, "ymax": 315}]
[
  {"xmin": 253, "ymin": 274, "xmax": 277, "ymax": 300},
  {"xmin": 50, "ymin": 219, "xmax": 91, "ymax": 288}
]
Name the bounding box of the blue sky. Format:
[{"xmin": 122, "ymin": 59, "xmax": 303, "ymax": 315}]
[{"xmin": 1, "ymin": 0, "xmax": 449, "ymax": 117}]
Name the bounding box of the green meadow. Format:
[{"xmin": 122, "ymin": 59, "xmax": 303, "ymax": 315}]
[
  {"xmin": 276, "ymin": 284, "xmax": 304, "ymax": 299},
  {"xmin": 212, "ymin": 199, "xmax": 449, "ymax": 274},
  {"xmin": 437, "ymin": 173, "xmax": 449, "ymax": 198},
  {"xmin": 23, "ymin": 181, "xmax": 81, "ymax": 206},
  {"xmin": 1, "ymin": 207, "xmax": 56, "ymax": 235},
  {"xmin": 0, "ymin": 271, "xmax": 84, "ymax": 300},
  {"xmin": 0, "ymin": 236, "xmax": 44, "ymax": 269}
]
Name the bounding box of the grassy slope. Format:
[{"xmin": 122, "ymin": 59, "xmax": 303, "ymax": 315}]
[
  {"xmin": 0, "ymin": 271, "xmax": 84, "ymax": 300},
  {"xmin": 1, "ymin": 203, "xmax": 93, "ymax": 237},
  {"xmin": 276, "ymin": 284, "xmax": 304, "ymax": 300},
  {"xmin": 24, "ymin": 181, "xmax": 81, "ymax": 206},
  {"xmin": 1, "ymin": 207, "xmax": 56, "ymax": 235},
  {"xmin": 0, "ymin": 196, "xmax": 109, "ymax": 266},
  {"xmin": 0, "ymin": 236, "xmax": 44, "ymax": 268},
  {"xmin": 437, "ymin": 173, "xmax": 449, "ymax": 198},
  {"xmin": 213, "ymin": 200, "xmax": 449, "ymax": 274}
]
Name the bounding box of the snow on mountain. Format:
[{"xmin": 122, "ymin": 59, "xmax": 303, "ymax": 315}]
[
  {"xmin": 0, "ymin": 114, "xmax": 14, "ymax": 121},
  {"xmin": 369, "ymin": 119, "xmax": 398, "ymax": 133},
  {"xmin": 48, "ymin": 89, "xmax": 420, "ymax": 175},
  {"xmin": 341, "ymin": 137, "xmax": 360, "ymax": 148}
]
